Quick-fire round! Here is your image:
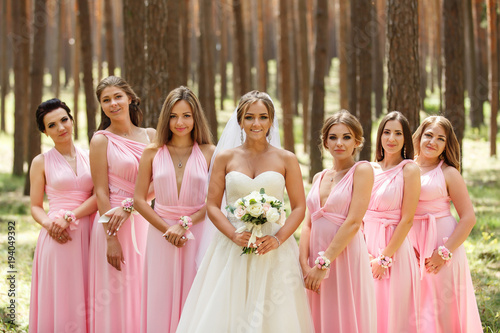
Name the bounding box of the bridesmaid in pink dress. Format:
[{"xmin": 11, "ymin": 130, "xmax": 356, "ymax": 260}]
[
  {"xmin": 299, "ymin": 110, "xmax": 377, "ymax": 333},
  {"xmin": 29, "ymin": 98, "xmax": 97, "ymax": 332},
  {"xmin": 88, "ymin": 76, "xmax": 156, "ymax": 333},
  {"xmin": 409, "ymin": 116, "xmax": 482, "ymax": 332},
  {"xmin": 363, "ymin": 111, "xmax": 421, "ymax": 333},
  {"xmin": 135, "ymin": 86, "xmax": 214, "ymax": 333}
]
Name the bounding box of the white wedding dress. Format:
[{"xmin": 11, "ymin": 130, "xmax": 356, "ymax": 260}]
[{"xmin": 176, "ymin": 171, "xmax": 315, "ymax": 333}]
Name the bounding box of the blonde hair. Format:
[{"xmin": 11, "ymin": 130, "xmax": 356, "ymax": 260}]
[
  {"xmin": 155, "ymin": 86, "xmax": 213, "ymax": 147},
  {"xmin": 236, "ymin": 90, "xmax": 275, "ymax": 135},
  {"xmin": 412, "ymin": 116, "xmax": 460, "ymax": 171},
  {"xmin": 321, "ymin": 110, "xmax": 364, "ymax": 155}
]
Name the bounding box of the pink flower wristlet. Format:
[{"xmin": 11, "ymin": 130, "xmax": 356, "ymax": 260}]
[
  {"xmin": 121, "ymin": 198, "xmax": 134, "ymax": 213},
  {"xmin": 438, "ymin": 245, "xmax": 452, "ymax": 261},
  {"xmin": 377, "ymin": 254, "xmax": 393, "ymax": 269}
]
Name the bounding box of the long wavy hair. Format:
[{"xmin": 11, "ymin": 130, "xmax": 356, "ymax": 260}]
[
  {"xmin": 321, "ymin": 110, "xmax": 364, "ymax": 156},
  {"xmin": 374, "ymin": 111, "xmax": 414, "ymax": 161}
]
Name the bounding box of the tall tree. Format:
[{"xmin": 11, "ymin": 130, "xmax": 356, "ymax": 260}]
[
  {"xmin": 464, "ymin": 0, "xmax": 480, "ymax": 129},
  {"xmin": 24, "ymin": 0, "xmax": 48, "ymax": 194},
  {"xmin": 487, "ymin": 0, "xmax": 498, "ymax": 156},
  {"xmin": 1, "ymin": 0, "xmax": 10, "ymax": 132},
  {"xmin": 355, "ymin": 0, "xmax": 373, "ymax": 161},
  {"xmin": 53, "ymin": 0, "xmax": 65, "ymax": 96},
  {"xmin": 180, "ymin": 0, "xmax": 190, "ymax": 85},
  {"xmin": 95, "ymin": 0, "xmax": 103, "ymax": 80},
  {"xmin": 256, "ymin": 0, "xmax": 267, "ymax": 92},
  {"xmin": 12, "ymin": 0, "xmax": 30, "ymax": 175},
  {"xmin": 309, "ymin": 0, "xmax": 328, "ymax": 182},
  {"xmin": 298, "ymin": 0, "xmax": 310, "ymax": 153},
  {"xmin": 386, "ymin": 0, "xmax": 420, "ymax": 131},
  {"xmin": 434, "ymin": 0, "xmax": 443, "ymax": 113},
  {"xmin": 219, "ymin": 0, "xmax": 228, "ymax": 108},
  {"xmin": 166, "ymin": 0, "xmax": 181, "ymax": 92},
  {"xmin": 123, "ymin": 0, "xmax": 146, "ymax": 99},
  {"xmin": 372, "ymin": 0, "xmax": 384, "ymax": 118},
  {"xmin": 279, "ymin": 0, "xmax": 294, "ymax": 152},
  {"xmin": 73, "ymin": 1, "xmax": 81, "ymax": 140},
  {"xmin": 199, "ymin": 0, "xmax": 217, "ymax": 140},
  {"xmin": 233, "ymin": 0, "xmax": 249, "ymax": 98},
  {"xmin": 471, "ymin": 0, "xmax": 487, "ymax": 127},
  {"xmin": 77, "ymin": 0, "xmax": 97, "ymax": 142},
  {"xmin": 104, "ymin": 0, "xmax": 116, "ymax": 76},
  {"xmin": 338, "ymin": 0, "xmax": 349, "ymax": 109},
  {"xmin": 348, "ymin": 0, "xmax": 357, "ymax": 115}
]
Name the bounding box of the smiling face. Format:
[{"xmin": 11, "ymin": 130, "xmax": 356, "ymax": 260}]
[
  {"xmin": 169, "ymin": 100, "xmax": 194, "ymax": 138},
  {"xmin": 419, "ymin": 123, "xmax": 447, "ymax": 160},
  {"xmin": 43, "ymin": 108, "xmax": 73, "ymax": 144},
  {"xmin": 381, "ymin": 120, "xmax": 405, "ymax": 157},
  {"xmin": 99, "ymin": 86, "xmax": 132, "ymax": 121},
  {"xmin": 240, "ymin": 101, "xmax": 272, "ymax": 141},
  {"xmin": 325, "ymin": 123, "xmax": 359, "ymax": 159}
]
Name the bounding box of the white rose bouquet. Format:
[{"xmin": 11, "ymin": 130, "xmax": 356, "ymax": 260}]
[{"xmin": 227, "ymin": 188, "xmax": 284, "ymax": 255}]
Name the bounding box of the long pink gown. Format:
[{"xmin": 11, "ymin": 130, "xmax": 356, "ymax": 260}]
[
  {"xmin": 306, "ymin": 161, "xmax": 377, "ymax": 333},
  {"xmin": 88, "ymin": 131, "xmax": 149, "ymax": 333},
  {"xmin": 140, "ymin": 143, "xmax": 208, "ymax": 333},
  {"xmin": 408, "ymin": 160, "xmax": 482, "ymax": 332},
  {"xmin": 29, "ymin": 146, "xmax": 94, "ymax": 332},
  {"xmin": 363, "ymin": 160, "xmax": 420, "ymax": 333}
]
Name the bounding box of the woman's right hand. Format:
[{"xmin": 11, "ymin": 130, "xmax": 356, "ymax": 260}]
[
  {"xmin": 106, "ymin": 209, "xmax": 131, "ymax": 236},
  {"xmin": 106, "ymin": 236, "xmax": 125, "ymax": 271},
  {"xmin": 46, "ymin": 219, "xmax": 71, "ymax": 244},
  {"xmin": 231, "ymin": 231, "xmax": 252, "ymax": 247}
]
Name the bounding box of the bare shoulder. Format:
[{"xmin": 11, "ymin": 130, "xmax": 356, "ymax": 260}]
[
  {"xmin": 213, "ymin": 148, "xmax": 234, "ymax": 166},
  {"xmin": 199, "ymin": 143, "xmax": 216, "ymax": 158},
  {"xmin": 354, "ymin": 161, "xmax": 374, "ymax": 175},
  {"xmin": 146, "ymin": 127, "xmax": 156, "ymax": 141},
  {"xmin": 31, "ymin": 153, "xmax": 45, "ymax": 169},
  {"xmin": 442, "ymin": 163, "xmax": 462, "ymax": 182},
  {"xmin": 90, "ymin": 132, "xmax": 108, "ymax": 149},
  {"xmin": 403, "ymin": 161, "xmax": 420, "ymax": 177},
  {"xmin": 142, "ymin": 145, "xmax": 159, "ymax": 158},
  {"xmin": 311, "ymin": 171, "xmax": 323, "ymax": 184},
  {"xmin": 370, "ymin": 161, "xmax": 382, "ymax": 171},
  {"xmin": 274, "ymin": 147, "xmax": 298, "ymax": 163}
]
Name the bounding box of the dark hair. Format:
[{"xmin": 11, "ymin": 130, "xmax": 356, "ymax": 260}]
[
  {"xmin": 155, "ymin": 86, "xmax": 213, "ymax": 146},
  {"xmin": 35, "ymin": 98, "xmax": 73, "ymax": 132},
  {"xmin": 321, "ymin": 110, "xmax": 364, "ymax": 155},
  {"xmin": 236, "ymin": 90, "xmax": 275, "ymax": 135},
  {"xmin": 375, "ymin": 111, "xmax": 414, "ymax": 161},
  {"xmin": 95, "ymin": 76, "xmax": 143, "ymax": 130}
]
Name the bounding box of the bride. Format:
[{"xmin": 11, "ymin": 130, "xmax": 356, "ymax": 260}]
[{"xmin": 177, "ymin": 91, "xmax": 314, "ymax": 332}]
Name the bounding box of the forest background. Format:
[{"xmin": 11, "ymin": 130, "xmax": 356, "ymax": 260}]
[{"xmin": 0, "ymin": 0, "xmax": 500, "ymax": 332}]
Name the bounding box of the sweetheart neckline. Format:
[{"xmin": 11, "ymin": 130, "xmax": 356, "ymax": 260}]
[{"xmin": 226, "ymin": 170, "xmax": 285, "ymax": 181}]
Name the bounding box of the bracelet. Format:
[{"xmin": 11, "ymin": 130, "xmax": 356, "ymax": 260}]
[
  {"xmin": 64, "ymin": 211, "xmax": 76, "ymax": 224},
  {"xmin": 178, "ymin": 216, "xmax": 192, "ymax": 230},
  {"xmin": 377, "ymin": 254, "xmax": 393, "ymax": 269},
  {"xmin": 121, "ymin": 198, "xmax": 134, "ymax": 213},
  {"xmin": 271, "ymin": 235, "xmax": 281, "ymax": 247},
  {"xmin": 315, "ymin": 251, "xmax": 331, "ymax": 270},
  {"xmin": 438, "ymin": 245, "xmax": 452, "ymax": 261}
]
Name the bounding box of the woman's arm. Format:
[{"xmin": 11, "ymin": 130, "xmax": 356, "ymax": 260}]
[
  {"xmin": 371, "ymin": 162, "xmax": 420, "ymax": 279},
  {"xmin": 305, "ymin": 163, "xmax": 374, "ymax": 292},
  {"xmin": 299, "ymin": 173, "xmax": 321, "ymax": 275},
  {"xmin": 50, "ymin": 194, "xmax": 98, "ymax": 240}
]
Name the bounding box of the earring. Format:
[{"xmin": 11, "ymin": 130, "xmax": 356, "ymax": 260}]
[
  {"xmin": 267, "ymin": 131, "xmax": 272, "ymax": 143},
  {"xmin": 403, "ymin": 145, "xmax": 407, "ymax": 159},
  {"xmin": 240, "ymin": 129, "xmax": 244, "ymax": 144}
]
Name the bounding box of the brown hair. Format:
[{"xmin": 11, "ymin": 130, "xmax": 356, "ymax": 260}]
[
  {"xmin": 35, "ymin": 98, "xmax": 73, "ymax": 132},
  {"xmin": 95, "ymin": 76, "xmax": 143, "ymax": 130},
  {"xmin": 321, "ymin": 110, "xmax": 364, "ymax": 155},
  {"xmin": 375, "ymin": 111, "xmax": 414, "ymax": 161},
  {"xmin": 412, "ymin": 115, "xmax": 461, "ymax": 171},
  {"xmin": 155, "ymin": 86, "xmax": 213, "ymax": 146},
  {"xmin": 236, "ymin": 90, "xmax": 275, "ymax": 135}
]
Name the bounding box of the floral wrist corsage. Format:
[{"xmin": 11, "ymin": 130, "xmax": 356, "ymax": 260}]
[
  {"xmin": 377, "ymin": 254, "xmax": 393, "ymax": 269},
  {"xmin": 315, "ymin": 251, "xmax": 331, "ymax": 270},
  {"xmin": 437, "ymin": 245, "xmax": 452, "ymax": 261},
  {"xmin": 121, "ymin": 198, "xmax": 134, "ymax": 213},
  {"xmin": 64, "ymin": 211, "xmax": 76, "ymax": 224},
  {"xmin": 178, "ymin": 216, "xmax": 192, "ymax": 230}
]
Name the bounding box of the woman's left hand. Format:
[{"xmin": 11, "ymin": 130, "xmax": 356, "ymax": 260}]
[
  {"xmin": 370, "ymin": 258, "xmax": 387, "ymax": 280},
  {"xmin": 163, "ymin": 224, "xmax": 187, "ymax": 247},
  {"xmin": 425, "ymin": 249, "xmax": 445, "ymax": 274},
  {"xmin": 254, "ymin": 235, "xmax": 280, "ymax": 255},
  {"xmin": 304, "ymin": 266, "xmax": 328, "ymax": 294},
  {"xmin": 50, "ymin": 216, "xmax": 69, "ymax": 239}
]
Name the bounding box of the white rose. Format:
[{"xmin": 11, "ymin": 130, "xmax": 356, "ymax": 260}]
[
  {"xmin": 266, "ymin": 207, "xmax": 280, "ymax": 224},
  {"xmin": 247, "ymin": 203, "xmax": 264, "ymax": 217},
  {"xmin": 245, "ymin": 191, "xmax": 262, "ymax": 203},
  {"xmin": 235, "ymin": 198, "xmax": 244, "ymax": 206}
]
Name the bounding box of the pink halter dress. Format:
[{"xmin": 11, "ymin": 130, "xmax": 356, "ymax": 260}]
[
  {"xmin": 408, "ymin": 160, "xmax": 482, "ymax": 332},
  {"xmin": 140, "ymin": 143, "xmax": 208, "ymax": 333},
  {"xmin": 88, "ymin": 131, "xmax": 149, "ymax": 333},
  {"xmin": 363, "ymin": 160, "xmax": 420, "ymax": 332},
  {"xmin": 306, "ymin": 161, "xmax": 377, "ymax": 333},
  {"xmin": 29, "ymin": 146, "xmax": 94, "ymax": 332}
]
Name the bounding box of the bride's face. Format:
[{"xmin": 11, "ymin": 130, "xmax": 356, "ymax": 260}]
[{"xmin": 241, "ymin": 101, "xmax": 271, "ymax": 141}]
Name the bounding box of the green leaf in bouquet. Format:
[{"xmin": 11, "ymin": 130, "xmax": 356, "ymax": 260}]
[{"xmin": 260, "ymin": 188, "xmax": 265, "ymax": 194}]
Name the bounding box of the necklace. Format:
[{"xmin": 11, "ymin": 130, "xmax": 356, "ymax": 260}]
[
  {"xmin": 328, "ymin": 166, "xmax": 353, "ymax": 182},
  {"xmin": 170, "ymin": 145, "xmax": 192, "ymax": 168}
]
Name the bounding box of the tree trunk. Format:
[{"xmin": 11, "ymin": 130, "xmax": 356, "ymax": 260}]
[
  {"xmin": 199, "ymin": 0, "xmax": 217, "ymax": 141},
  {"xmin": 123, "ymin": 0, "xmax": 145, "ymax": 98},
  {"xmin": 435, "ymin": 0, "xmax": 443, "ymax": 113},
  {"xmin": 180, "ymin": 0, "xmax": 190, "ymax": 85},
  {"xmin": 95, "ymin": 0, "xmax": 103, "ymax": 80},
  {"xmin": 279, "ymin": 0, "xmax": 294, "ymax": 152},
  {"xmin": 298, "ymin": 0, "xmax": 310, "ymax": 153},
  {"xmin": 73, "ymin": 3, "xmax": 80, "ymax": 141},
  {"xmin": 309, "ymin": 0, "xmax": 328, "ymax": 182},
  {"xmin": 355, "ymin": 0, "xmax": 373, "ymax": 161},
  {"xmin": 418, "ymin": 1, "xmax": 428, "ymax": 106},
  {"xmin": 12, "ymin": 0, "xmax": 30, "ymax": 175},
  {"xmin": 386, "ymin": 0, "xmax": 420, "ymax": 131},
  {"xmin": 348, "ymin": 0, "xmax": 357, "ymax": 115},
  {"xmin": 166, "ymin": 0, "xmax": 181, "ymax": 92},
  {"xmin": 104, "ymin": 0, "xmax": 115, "ymax": 76},
  {"xmin": 24, "ymin": 0, "xmax": 47, "ymax": 195},
  {"xmin": 233, "ymin": 0, "xmax": 249, "ymax": 98},
  {"xmin": 1, "ymin": 0, "xmax": 10, "ymax": 132},
  {"xmin": 338, "ymin": 0, "xmax": 349, "ymax": 109},
  {"xmin": 472, "ymin": 0, "xmax": 487, "ymax": 126},
  {"xmin": 464, "ymin": 0, "xmax": 479, "ymax": 129},
  {"xmin": 372, "ymin": 0, "xmax": 384, "ymax": 118},
  {"xmin": 53, "ymin": 0, "xmax": 64, "ymax": 96},
  {"xmin": 487, "ymin": 0, "xmax": 498, "ymax": 156},
  {"xmin": 219, "ymin": 0, "xmax": 228, "ymax": 109},
  {"xmin": 256, "ymin": 0, "xmax": 266, "ymax": 92},
  {"xmin": 76, "ymin": 0, "xmax": 97, "ymax": 142}
]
